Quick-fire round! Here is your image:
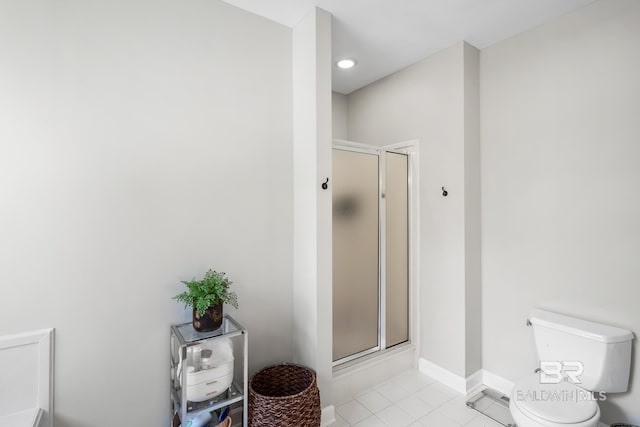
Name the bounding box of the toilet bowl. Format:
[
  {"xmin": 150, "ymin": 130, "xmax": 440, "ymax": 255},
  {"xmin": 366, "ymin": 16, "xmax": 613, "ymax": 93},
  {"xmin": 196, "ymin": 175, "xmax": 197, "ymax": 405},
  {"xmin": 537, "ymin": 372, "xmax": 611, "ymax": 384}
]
[
  {"xmin": 509, "ymin": 309, "xmax": 634, "ymax": 427},
  {"xmin": 509, "ymin": 374, "xmax": 600, "ymax": 427}
]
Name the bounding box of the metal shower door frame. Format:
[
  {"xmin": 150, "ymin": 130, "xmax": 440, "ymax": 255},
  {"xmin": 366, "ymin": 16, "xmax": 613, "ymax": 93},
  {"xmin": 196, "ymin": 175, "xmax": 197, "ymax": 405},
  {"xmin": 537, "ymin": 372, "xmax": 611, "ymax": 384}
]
[{"xmin": 332, "ymin": 139, "xmax": 416, "ymax": 367}]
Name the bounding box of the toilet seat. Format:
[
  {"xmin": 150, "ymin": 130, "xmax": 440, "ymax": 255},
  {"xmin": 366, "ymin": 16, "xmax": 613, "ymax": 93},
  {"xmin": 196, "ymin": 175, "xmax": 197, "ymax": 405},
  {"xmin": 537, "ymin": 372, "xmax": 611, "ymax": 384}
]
[{"xmin": 511, "ymin": 374, "xmax": 599, "ymax": 425}]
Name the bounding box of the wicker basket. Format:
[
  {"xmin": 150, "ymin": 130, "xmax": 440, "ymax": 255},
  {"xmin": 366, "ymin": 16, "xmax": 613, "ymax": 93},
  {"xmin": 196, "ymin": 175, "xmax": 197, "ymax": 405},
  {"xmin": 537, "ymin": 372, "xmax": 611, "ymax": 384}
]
[{"xmin": 249, "ymin": 364, "xmax": 321, "ymax": 427}]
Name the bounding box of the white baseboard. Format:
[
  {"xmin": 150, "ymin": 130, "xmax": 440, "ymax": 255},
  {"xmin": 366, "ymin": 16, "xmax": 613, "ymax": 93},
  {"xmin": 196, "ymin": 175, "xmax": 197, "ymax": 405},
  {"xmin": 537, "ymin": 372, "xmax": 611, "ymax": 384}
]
[
  {"xmin": 418, "ymin": 358, "xmax": 467, "ymax": 394},
  {"xmin": 321, "ymin": 405, "xmax": 335, "ymax": 426},
  {"xmin": 480, "ymin": 369, "xmax": 515, "ymax": 397},
  {"xmin": 466, "ymin": 369, "xmax": 484, "ymax": 396},
  {"xmin": 418, "ymin": 358, "xmax": 516, "ymax": 398}
]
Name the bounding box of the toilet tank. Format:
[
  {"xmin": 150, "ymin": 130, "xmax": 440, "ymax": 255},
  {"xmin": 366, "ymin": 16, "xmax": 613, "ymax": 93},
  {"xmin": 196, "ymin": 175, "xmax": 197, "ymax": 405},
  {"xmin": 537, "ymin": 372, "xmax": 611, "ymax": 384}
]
[{"xmin": 529, "ymin": 308, "xmax": 634, "ymax": 393}]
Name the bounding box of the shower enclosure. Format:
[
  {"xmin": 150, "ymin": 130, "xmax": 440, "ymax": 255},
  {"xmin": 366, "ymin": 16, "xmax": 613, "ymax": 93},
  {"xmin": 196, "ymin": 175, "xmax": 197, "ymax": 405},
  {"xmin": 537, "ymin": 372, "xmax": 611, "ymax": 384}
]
[{"xmin": 332, "ymin": 142, "xmax": 410, "ymax": 365}]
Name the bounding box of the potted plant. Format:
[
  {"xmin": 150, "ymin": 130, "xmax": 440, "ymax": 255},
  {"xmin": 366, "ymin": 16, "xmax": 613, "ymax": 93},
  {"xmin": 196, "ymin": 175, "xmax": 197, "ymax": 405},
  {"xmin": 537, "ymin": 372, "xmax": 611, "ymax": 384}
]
[{"xmin": 175, "ymin": 269, "xmax": 239, "ymax": 332}]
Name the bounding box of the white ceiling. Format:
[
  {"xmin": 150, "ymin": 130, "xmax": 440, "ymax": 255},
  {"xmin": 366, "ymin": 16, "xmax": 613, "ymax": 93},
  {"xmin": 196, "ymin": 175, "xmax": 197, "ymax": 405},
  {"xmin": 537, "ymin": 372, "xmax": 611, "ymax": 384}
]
[{"xmin": 221, "ymin": 0, "xmax": 596, "ymax": 94}]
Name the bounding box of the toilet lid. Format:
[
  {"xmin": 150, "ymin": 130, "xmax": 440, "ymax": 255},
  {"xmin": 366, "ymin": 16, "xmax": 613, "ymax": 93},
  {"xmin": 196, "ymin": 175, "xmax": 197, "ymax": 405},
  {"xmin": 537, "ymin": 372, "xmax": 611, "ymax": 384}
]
[{"xmin": 512, "ymin": 374, "xmax": 599, "ymax": 423}]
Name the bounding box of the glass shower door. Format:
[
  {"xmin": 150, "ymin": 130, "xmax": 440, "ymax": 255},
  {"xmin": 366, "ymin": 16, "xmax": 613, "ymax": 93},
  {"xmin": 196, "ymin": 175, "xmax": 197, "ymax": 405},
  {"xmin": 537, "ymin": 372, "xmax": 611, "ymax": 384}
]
[
  {"xmin": 332, "ymin": 149, "xmax": 380, "ymax": 362},
  {"xmin": 385, "ymin": 152, "xmax": 409, "ymax": 348},
  {"xmin": 332, "ymin": 146, "xmax": 410, "ymax": 364}
]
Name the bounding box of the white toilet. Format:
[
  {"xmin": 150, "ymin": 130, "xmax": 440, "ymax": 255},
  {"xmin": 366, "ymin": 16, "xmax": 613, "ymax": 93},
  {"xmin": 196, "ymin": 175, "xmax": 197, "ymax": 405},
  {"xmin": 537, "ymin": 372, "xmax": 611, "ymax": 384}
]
[{"xmin": 510, "ymin": 308, "xmax": 634, "ymax": 427}]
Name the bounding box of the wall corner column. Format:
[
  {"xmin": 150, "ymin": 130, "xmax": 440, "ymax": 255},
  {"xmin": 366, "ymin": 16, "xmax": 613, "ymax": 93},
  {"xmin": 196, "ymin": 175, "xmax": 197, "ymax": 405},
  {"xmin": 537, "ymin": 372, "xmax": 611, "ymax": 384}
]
[
  {"xmin": 292, "ymin": 6, "xmax": 333, "ymax": 407},
  {"xmin": 463, "ymin": 42, "xmax": 482, "ymax": 377}
]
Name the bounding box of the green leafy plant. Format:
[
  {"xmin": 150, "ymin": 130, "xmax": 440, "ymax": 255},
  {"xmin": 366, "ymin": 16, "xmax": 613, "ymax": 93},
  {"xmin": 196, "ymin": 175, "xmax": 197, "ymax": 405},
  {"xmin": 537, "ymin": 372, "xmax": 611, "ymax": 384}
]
[{"xmin": 175, "ymin": 270, "xmax": 239, "ymax": 314}]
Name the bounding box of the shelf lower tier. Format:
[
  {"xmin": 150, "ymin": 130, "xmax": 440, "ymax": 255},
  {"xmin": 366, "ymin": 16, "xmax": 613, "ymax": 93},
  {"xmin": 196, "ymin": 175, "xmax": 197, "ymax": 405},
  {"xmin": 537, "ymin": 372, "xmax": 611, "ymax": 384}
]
[{"xmin": 171, "ymin": 382, "xmax": 244, "ymax": 424}]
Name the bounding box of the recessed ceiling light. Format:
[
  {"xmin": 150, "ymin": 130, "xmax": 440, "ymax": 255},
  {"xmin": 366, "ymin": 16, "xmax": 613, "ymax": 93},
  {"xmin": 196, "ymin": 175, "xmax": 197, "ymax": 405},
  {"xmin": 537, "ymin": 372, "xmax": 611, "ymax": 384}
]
[{"xmin": 336, "ymin": 58, "xmax": 357, "ymax": 69}]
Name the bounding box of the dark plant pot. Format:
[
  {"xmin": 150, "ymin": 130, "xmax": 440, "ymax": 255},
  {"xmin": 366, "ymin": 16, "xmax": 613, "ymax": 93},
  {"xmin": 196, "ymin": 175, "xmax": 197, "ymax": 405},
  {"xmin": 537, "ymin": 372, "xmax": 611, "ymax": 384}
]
[{"xmin": 193, "ymin": 302, "xmax": 223, "ymax": 332}]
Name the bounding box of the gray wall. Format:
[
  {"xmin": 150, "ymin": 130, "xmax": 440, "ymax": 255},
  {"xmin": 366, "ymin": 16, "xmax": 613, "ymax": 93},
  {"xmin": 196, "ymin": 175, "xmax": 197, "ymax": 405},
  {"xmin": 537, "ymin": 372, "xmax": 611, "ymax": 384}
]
[
  {"xmin": 481, "ymin": 0, "xmax": 640, "ymax": 423},
  {"xmin": 463, "ymin": 43, "xmax": 482, "ymax": 376},
  {"xmin": 332, "ymin": 92, "xmax": 348, "ymax": 140},
  {"xmin": 0, "ymin": 1, "xmax": 293, "ymax": 426},
  {"xmin": 347, "ymin": 42, "xmax": 482, "ymax": 378}
]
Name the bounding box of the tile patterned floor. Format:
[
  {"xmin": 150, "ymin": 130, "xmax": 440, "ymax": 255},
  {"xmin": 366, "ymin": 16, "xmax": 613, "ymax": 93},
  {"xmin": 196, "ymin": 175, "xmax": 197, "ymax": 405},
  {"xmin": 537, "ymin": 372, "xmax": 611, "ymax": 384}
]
[{"xmin": 333, "ymin": 370, "xmax": 510, "ymax": 427}]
